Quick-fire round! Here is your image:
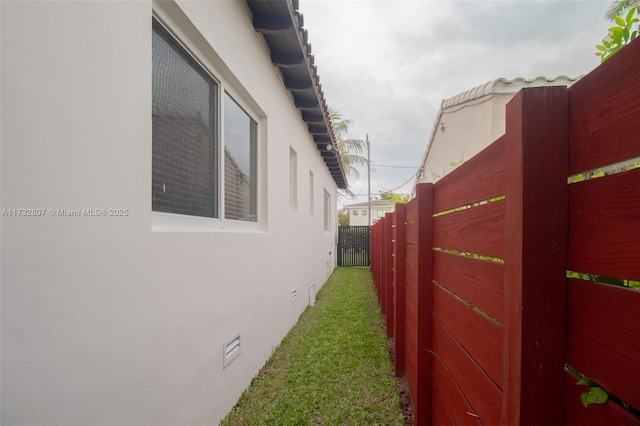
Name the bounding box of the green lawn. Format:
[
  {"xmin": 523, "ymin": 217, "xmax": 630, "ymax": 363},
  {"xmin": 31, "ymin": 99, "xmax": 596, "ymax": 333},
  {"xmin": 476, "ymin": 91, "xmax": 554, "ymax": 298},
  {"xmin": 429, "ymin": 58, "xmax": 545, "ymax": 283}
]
[{"xmin": 221, "ymin": 267, "xmax": 403, "ymax": 425}]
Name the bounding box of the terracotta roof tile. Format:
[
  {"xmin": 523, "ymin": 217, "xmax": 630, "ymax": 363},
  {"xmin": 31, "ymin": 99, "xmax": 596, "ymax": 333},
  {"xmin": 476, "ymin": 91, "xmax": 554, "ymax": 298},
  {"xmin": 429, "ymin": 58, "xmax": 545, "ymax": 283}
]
[{"xmin": 441, "ymin": 75, "xmax": 581, "ymax": 109}]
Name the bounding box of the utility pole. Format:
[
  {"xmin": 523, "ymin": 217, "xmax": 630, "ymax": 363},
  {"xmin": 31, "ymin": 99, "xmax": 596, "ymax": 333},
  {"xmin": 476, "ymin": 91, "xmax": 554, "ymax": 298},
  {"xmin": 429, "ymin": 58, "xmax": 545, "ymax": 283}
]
[{"xmin": 367, "ymin": 134, "xmax": 371, "ymax": 227}]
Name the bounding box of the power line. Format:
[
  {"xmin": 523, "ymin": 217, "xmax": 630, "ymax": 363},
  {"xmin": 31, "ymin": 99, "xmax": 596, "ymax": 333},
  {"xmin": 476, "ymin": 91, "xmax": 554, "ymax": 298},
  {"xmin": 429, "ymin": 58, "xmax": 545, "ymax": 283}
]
[
  {"xmin": 348, "ymin": 136, "xmax": 429, "ymax": 144},
  {"xmin": 371, "ymin": 168, "xmax": 420, "ymax": 193},
  {"xmin": 351, "ymin": 127, "xmax": 429, "ymax": 136},
  {"xmin": 365, "ymin": 137, "xmax": 427, "ymax": 143},
  {"xmin": 371, "ymin": 163, "xmax": 421, "ymax": 169},
  {"xmin": 347, "ymin": 128, "xmax": 430, "ymax": 141},
  {"xmin": 344, "ymin": 173, "xmax": 367, "ymax": 198}
]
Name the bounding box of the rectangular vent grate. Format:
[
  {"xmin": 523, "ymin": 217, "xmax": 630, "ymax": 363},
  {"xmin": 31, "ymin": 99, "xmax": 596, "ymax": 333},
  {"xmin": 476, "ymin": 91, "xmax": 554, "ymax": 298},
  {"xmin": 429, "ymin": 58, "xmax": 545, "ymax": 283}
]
[
  {"xmin": 309, "ymin": 283, "xmax": 316, "ymax": 306},
  {"xmin": 223, "ymin": 332, "xmax": 241, "ymax": 368},
  {"xmin": 291, "ymin": 288, "xmax": 297, "ymax": 303}
]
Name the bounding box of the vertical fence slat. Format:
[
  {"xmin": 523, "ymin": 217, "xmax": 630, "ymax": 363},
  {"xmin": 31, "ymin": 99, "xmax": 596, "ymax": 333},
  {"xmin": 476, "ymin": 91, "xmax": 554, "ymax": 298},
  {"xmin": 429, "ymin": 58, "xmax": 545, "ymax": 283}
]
[
  {"xmin": 393, "ymin": 204, "xmax": 406, "ymax": 376},
  {"xmin": 413, "ymin": 182, "xmax": 434, "ymax": 426},
  {"xmin": 377, "ymin": 222, "xmax": 383, "ymax": 302},
  {"xmin": 503, "ymin": 86, "xmax": 569, "ymax": 425},
  {"xmin": 374, "ymin": 224, "xmax": 381, "ymax": 293},
  {"xmin": 380, "ymin": 216, "xmax": 387, "ymax": 312},
  {"xmin": 384, "ymin": 212, "xmax": 394, "ymax": 337}
]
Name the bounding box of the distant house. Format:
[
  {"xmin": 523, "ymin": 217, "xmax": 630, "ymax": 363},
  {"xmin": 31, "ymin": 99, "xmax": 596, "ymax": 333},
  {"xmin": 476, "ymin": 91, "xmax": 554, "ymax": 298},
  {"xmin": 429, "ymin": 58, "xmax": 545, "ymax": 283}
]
[
  {"xmin": 1, "ymin": 1, "xmax": 347, "ymax": 425},
  {"xmin": 415, "ymin": 76, "xmax": 580, "ymax": 185},
  {"xmin": 345, "ymin": 200, "xmax": 395, "ymax": 226}
]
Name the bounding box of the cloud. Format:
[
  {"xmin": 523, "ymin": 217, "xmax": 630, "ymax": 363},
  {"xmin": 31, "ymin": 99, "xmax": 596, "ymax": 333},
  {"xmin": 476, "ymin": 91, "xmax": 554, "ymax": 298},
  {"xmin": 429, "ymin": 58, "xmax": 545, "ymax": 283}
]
[{"xmin": 300, "ymin": 0, "xmax": 613, "ymax": 206}]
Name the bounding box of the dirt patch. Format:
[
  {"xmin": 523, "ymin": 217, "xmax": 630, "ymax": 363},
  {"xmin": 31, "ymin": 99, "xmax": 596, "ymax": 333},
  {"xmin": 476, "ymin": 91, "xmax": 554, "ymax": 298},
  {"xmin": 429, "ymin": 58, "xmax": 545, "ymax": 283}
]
[
  {"xmin": 388, "ymin": 337, "xmax": 415, "ymax": 425},
  {"xmin": 397, "ymin": 375, "xmax": 415, "ymax": 425}
]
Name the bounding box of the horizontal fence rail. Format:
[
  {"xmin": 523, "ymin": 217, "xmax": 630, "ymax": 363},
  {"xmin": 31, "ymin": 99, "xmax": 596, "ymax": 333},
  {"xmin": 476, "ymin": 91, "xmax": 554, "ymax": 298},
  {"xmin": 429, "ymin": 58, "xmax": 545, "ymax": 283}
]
[{"xmin": 370, "ymin": 38, "xmax": 640, "ymax": 426}]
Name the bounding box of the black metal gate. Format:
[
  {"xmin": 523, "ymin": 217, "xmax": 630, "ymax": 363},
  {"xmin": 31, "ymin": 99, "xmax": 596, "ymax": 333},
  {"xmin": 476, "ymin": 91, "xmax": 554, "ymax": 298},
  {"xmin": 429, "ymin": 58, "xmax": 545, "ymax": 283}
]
[{"xmin": 337, "ymin": 226, "xmax": 370, "ymax": 266}]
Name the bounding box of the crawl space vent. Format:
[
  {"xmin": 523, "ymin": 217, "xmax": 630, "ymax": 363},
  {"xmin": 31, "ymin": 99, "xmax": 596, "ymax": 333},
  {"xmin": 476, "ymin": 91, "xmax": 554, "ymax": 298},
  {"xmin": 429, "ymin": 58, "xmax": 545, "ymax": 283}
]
[
  {"xmin": 309, "ymin": 283, "xmax": 316, "ymax": 306},
  {"xmin": 223, "ymin": 332, "xmax": 241, "ymax": 368}
]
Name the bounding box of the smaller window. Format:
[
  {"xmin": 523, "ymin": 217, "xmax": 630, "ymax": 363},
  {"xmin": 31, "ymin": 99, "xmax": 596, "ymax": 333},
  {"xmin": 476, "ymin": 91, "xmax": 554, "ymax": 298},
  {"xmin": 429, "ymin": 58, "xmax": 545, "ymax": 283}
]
[
  {"xmin": 309, "ymin": 171, "xmax": 314, "ymax": 215},
  {"xmin": 353, "ymin": 210, "xmax": 358, "ymax": 216},
  {"xmin": 289, "ymin": 147, "xmax": 297, "ymax": 211},
  {"xmin": 377, "ymin": 210, "xmax": 385, "ymax": 218},
  {"xmin": 323, "ymin": 191, "xmax": 330, "ymax": 232},
  {"xmin": 224, "ymin": 93, "xmax": 257, "ymax": 222},
  {"xmin": 362, "ymin": 210, "xmax": 367, "ymax": 216}
]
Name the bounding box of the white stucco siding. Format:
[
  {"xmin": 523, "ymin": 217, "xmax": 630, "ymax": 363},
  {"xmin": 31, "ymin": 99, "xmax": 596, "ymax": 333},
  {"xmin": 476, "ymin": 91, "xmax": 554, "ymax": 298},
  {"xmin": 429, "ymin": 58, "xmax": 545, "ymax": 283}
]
[
  {"xmin": 346, "ymin": 204, "xmax": 394, "ymax": 226},
  {"xmin": 421, "ymin": 96, "xmax": 495, "ymax": 183},
  {"xmin": 418, "ymin": 78, "xmax": 578, "ymax": 186},
  {"xmin": 348, "ymin": 209, "xmax": 371, "ymax": 227},
  {"xmin": 1, "ymin": 1, "xmax": 338, "ymax": 425},
  {"xmin": 489, "ymin": 93, "xmax": 514, "ymax": 142}
]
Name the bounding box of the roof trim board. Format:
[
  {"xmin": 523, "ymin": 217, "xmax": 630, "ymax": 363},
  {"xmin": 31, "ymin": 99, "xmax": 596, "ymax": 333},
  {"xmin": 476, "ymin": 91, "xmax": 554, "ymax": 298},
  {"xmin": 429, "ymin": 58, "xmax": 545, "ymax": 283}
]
[{"xmin": 246, "ymin": 0, "xmax": 347, "ymax": 189}]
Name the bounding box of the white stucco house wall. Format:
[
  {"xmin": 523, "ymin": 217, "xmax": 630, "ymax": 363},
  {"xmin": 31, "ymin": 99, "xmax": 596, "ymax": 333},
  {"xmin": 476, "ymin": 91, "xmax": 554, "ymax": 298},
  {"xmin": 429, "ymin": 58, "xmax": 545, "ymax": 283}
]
[
  {"xmin": 1, "ymin": 1, "xmax": 347, "ymax": 424},
  {"xmin": 345, "ymin": 201, "xmax": 395, "ymax": 226},
  {"xmin": 415, "ymin": 76, "xmax": 580, "ymax": 185}
]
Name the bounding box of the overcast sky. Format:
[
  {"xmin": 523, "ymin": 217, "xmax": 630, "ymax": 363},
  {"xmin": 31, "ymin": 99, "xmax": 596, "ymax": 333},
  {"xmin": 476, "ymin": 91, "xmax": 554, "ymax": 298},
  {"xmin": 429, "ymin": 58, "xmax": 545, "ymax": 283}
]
[{"xmin": 298, "ymin": 0, "xmax": 613, "ymax": 208}]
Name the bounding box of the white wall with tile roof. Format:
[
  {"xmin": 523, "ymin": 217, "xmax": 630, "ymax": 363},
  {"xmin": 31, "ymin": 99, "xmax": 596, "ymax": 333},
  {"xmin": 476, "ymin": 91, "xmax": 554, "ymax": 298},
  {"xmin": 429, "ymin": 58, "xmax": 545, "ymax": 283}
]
[{"xmin": 415, "ymin": 76, "xmax": 580, "ymax": 186}]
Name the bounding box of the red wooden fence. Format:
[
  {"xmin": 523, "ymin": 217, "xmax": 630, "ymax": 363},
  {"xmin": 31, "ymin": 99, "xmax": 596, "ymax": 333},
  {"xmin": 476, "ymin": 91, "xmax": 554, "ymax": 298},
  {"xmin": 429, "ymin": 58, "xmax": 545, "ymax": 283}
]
[{"xmin": 370, "ymin": 38, "xmax": 640, "ymax": 425}]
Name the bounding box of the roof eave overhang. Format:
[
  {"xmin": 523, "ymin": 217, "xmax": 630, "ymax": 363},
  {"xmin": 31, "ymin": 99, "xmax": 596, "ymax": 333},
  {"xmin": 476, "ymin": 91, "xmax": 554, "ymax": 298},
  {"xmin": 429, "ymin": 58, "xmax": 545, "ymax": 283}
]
[{"xmin": 246, "ymin": 0, "xmax": 347, "ymax": 189}]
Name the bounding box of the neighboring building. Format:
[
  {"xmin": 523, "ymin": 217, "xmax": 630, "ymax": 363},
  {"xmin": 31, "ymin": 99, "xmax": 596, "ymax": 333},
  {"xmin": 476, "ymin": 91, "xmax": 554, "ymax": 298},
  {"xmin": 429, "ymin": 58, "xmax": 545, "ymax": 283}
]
[
  {"xmin": 415, "ymin": 76, "xmax": 580, "ymax": 185},
  {"xmin": 1, "ymin": 1, "xmax": 346, "ymax": 425},
  {"xmin": 345, "ymin": 201, "xmax": 395, "ymax": 226}
]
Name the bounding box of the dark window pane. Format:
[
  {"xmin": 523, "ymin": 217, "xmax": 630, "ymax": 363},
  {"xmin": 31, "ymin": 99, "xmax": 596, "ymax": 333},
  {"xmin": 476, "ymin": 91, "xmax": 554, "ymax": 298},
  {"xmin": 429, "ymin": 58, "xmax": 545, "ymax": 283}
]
[
  {"xmin": 224, "ymin": 94, "xmax": 257, "ymax": 222},
  {"xmin": 152, "ymin": 21, "xmax": 218, "ymax": 218}
]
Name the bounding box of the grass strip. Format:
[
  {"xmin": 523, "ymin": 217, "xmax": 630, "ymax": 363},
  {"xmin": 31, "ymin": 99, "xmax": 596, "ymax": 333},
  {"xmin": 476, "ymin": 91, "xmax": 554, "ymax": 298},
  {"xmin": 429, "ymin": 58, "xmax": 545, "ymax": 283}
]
[{"xmin": 221, "ymin": 267, "xmax": 402, "ymax": 425}]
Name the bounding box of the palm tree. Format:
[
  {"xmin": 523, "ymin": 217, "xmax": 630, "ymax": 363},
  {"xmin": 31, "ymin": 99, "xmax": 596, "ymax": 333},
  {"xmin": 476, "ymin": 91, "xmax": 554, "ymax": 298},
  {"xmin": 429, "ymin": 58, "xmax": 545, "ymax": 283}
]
[
  {"xmin": 329, "ymin": 108, "xmax": 368, "ymax": 181},
  {"xmin": 606, "ymin": 0, "xmax": 640, "ymax": 20}
]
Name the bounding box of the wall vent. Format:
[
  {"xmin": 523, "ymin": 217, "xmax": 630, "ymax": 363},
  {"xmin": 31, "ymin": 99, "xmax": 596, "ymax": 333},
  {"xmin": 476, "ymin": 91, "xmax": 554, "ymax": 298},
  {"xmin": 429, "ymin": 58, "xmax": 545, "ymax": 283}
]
[
  {"xmin": 309, "ymin": 283, "xmax": 317, "ymax": 306},
  {"xmin": 291, "ymin": 288, "xmax": 297, "ymax": 304},
  {"xmin": 223, "ymin": 332, "xmax": 241, "ymax": 368}
]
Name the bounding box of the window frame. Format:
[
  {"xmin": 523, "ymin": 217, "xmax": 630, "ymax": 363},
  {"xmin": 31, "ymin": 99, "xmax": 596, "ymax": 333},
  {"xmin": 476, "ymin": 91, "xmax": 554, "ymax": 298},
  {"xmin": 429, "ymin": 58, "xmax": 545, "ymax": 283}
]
[
  {"xmin": 323, "ymin": 190, "xmax": 331, "ymax": 232},
  {"xmin": 309, "ymin": 171, "xmax": 314, "ymax": 216},
  {"xmin": 289, "ymin": 147, "xmax": 298, "ymax": 211},
  {"xmin": 151, "ymin": 14, "xmax": 264, "ymax": 232},
  {"xmin": 223, "ymin": 91, "xmax": 258, "ymax": 222}
]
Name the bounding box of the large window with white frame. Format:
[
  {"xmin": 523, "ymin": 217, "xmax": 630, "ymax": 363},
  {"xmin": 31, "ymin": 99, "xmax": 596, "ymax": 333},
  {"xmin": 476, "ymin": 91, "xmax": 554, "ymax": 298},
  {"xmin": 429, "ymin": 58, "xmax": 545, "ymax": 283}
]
[{"xmin": 152, "ymin": 18, "xmax": 258, "ymax": 224}]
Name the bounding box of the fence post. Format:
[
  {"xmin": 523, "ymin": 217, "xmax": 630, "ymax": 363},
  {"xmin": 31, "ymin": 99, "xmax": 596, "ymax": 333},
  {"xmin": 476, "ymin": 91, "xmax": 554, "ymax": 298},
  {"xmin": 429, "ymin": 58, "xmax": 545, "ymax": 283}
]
[
  {"xmin": 414, "ymin": 182, "xmax": 434, "ymax": 426},
  {"xmin": 370, "ymin": 225, "xmax": 375, "ymax": 286},
  {"xmin": 337, "ymin": 226, "xmax": 343, "ymax": 267},
  {"xmin": 392, "ymin": 204, "xmax": 406, "ymax": 376},
  {"xmin": 384, "ymin": 212, "xmax": 394, "ymax": 337},
  {"xmin": 379, "ymin": 216, "xmax": 385, "ymax": 307},
  {"xmin": 503, "ymin": 87, "xmax": 569, "ymax": 425}
]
